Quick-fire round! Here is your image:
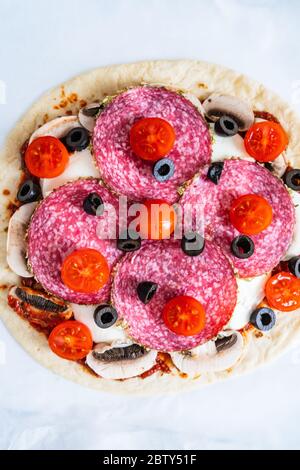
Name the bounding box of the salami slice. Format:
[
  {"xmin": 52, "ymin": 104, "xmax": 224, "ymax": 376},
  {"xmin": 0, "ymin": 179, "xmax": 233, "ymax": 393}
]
[
  {"xmin": 27, "ymin": 179, "xmax": 122, "ymax": 304},
  {"xmin": 112, "ymin": 240, "xmax": 237, "ymax": 351},
  {"xmin": 180, "ymin": 160, "xmax": 295, "ymax": 278},
  {"xmin": 93, "ymin": 87, "xmax": 211, "ymax": 203}
]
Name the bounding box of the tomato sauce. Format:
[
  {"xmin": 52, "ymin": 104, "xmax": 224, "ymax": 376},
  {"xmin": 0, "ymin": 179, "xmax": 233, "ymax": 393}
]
[
  {"xmin": 140, "ymin": 353, "xmax": 171, "ymax": 379},
  {"xmin": 254, "ymin": 110, "xmax": 280, "ymax": 124}
]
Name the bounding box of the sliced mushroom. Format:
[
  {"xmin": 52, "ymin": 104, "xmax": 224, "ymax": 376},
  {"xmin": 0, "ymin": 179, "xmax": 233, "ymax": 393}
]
[
  {"xmin": 71, "ymin": 303, "xmax": 128, "ymax": 343},
  {"xmin": 29, "ymin": 115, "xmax": 79, "ymax": 142},
  {"xmin": 170, "ymin": 331, "xmax": 244, "ymax": 377},
  {"xmin": 7, "ymin": 202, "xmax": 37, "ymax": 277},
  {"xmin": 78, "ymin": 103, "xmax": 103, "ymax": 133},
  {"xmin": 8, "ymin": 285, "xmax": 72, "ymax": 333},
  {"xmin": 93, "ymin": 343, "xmax": 147, "ymax": 362},
  {"xmin": 86, "ymin": 341, "xmax": 158, "ymax": 379},
  {"xmin": 227, "ymin": 273, "xmax": 270, "ymax": 330},
  {"xmin": 183, "ymin": 93, "xmax": 205, "ymax": 116},
  {"xmin": 203, "ymin": 94, "xmax": 254, "ymax": 131},
  {"xmin": 263, "ymin": 154, "xmax": 288, "ymax": 178},
  {"xmin": 210, "ymin": 124, "xmax": 254, "ymax": 163}
]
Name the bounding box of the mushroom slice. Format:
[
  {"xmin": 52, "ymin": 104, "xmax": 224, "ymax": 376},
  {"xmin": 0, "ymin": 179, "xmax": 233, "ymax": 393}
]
[
  {"xmin": 7, "ymin": 202, "xmax": 37, "ymax": 277},
  {"xmin": 71, "ymin": 303, "xmax": 128, "ymax": 343},
  {"xmin": 86, "ymin": 341, "xmax": 158, "ymax": 380},
  {"xmin": 7, "ymin": 285, "xmax": 72, "ymax": 333},
  {"xmin": 78, "ymin": 102, "xmax": 103, "ymax": 133},
  {"xmin": 183, "ymin": 93, "xmax": 205, "ymax": 116},
  {"xmin": 203, "ymin": 94, "xmax": 254, "ymax": 131},
  {"xmin": 29, "ymin": 115, "xmax": 79, "ymax": 142},
  {"xmin": 170, "ymin": 331, "xmax": 244, "ymax": 377},
  {"xmin": 263, "ymin": 153, "xmax": 288, "ymax": 178},
  {"xmin": 211, "ymin": 124, "xmax": 254, "ymax": 163},
  {"xmin": 226, "ymin": 273, "xmax": 270, "ymax": 330}
]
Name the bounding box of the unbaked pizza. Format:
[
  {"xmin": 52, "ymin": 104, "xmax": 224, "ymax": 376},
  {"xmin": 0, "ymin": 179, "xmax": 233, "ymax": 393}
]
[{"xmin": 1, "ymin": 61, "xmax": 300, "ymax": 393}]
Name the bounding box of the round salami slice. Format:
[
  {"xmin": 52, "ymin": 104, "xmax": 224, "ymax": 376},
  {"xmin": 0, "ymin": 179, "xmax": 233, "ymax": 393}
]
[
  {"xmin": 180, "ymin": 159, "xmax": 295, "ymax": 278},
  {"xmin": 28, "ymin": 179, "xmax": 122, "ymax": 304},
  {"xmin": 93, "ymin": 87, "xmax": 211, "ymax": 203},
  {"xmin": 112, "ymin": 240, "xmax": 237, "ymax": 351}
]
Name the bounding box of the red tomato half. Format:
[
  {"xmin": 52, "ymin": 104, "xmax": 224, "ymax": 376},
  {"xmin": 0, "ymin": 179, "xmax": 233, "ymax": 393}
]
[
  {"xmin": 48, "ymin": 321, "xmax": 93, "ymax": 360},
  {"xmin": 265, "ymin": 272, "xmax": 300, "ymax": 312},
  {"xmin": 61, "ymin": 248, "xmax": 110, "ymax": 293},
  {"xmin": 162, "ymin": 295, "xmax": 206, "ymax": 336},
  {"xmin": 244, "ymin": 121, "xmax": 288, "ymax": 162},
  {"xmin": 229, "ymin": 194, "xmax": 273, "ymax": 235},
  {"xmin": 139, "ymin": 199, "xmax": 177, "ymax": 240},
  {"xmin": 25, "ymin": 136, "xmax": 69, "ymax": 178},
  {"xmin": 130, "ymin": 117, "xmax": 176, "ymax": 161}
]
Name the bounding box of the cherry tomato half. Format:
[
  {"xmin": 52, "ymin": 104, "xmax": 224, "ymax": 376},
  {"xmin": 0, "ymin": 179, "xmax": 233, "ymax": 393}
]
[
  {"xmin": 229, "ymin": 194, "xmax": 273, "ymax": 235},
  {"xmin": 162, "ymin": 295, "xmax": 206, "ymax": 336},
  {"xmin": 48, "ymin": 320, "xmax": 93, "ymax": 360},
  {"xmin": 244, "ymin": 121, "xmax": 288, "ymax": 162},
  {"xmin": 25, "ymin": 136, "xmax": 69, "ymax": 178},
  {"xmin": 139, "ymin": 199, "xmax": 177, "ymax": 240},
  {"xmin": 265, "ymin": 272, "xmax": 300, "ymax": 312},
  {"xmin": 130, "ymin": 117, "xmax": 176, "ymax": 161},
  {"xmin": 61, "ymin": 248, "xmax": 110, "ymax": 293}
]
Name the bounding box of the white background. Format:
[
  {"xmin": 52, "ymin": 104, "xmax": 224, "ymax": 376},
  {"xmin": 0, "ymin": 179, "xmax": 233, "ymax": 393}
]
[{"xmin": 1, "ymin": 0, "xmax": 300, "ymax": 450}]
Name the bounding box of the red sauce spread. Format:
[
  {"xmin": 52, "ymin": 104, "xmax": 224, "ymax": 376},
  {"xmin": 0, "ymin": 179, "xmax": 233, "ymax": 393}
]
[
  {"xmin": 21, "ymin": 277, "xmax": 44, "ymax": 291},
  {"xmin": 7, "ymin": 290, "xmax": 72, "ymax": 336},
  {"xmin": 7, "ymin": 201, "xmax": 19, "ymax": 217},
  {"xmin": 140, "ymin": 352, "xmax": 171, "ymax": 379},
  {"xmin": 254, "ymin": 110, "xmax": 280, "ymax": 124},
  {"xmin": 53, "ymin": 89, "xmax": 79, "ymax": 110}
]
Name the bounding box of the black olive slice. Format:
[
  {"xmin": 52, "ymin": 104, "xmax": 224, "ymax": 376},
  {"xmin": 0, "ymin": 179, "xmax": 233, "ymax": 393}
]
[
  {"xmin": 17, "ymin": 180, "xmax": 41, "ymax": 203},
  {"xmin": 83, "ymin": 192, "xmax": 104, "ymax": 216},
  {"xmin": 62, "ymin": 127, "xmax": 90, "ymax": 152},
  {"xmin": 264, "ymin": 162, "xmax": 274, "ymax": 172},
  {"xmin": 93, "ymin": 304, "xmax": 118, "ymax": 329},
  {"xmin": 250, "ymin": 307, "xmax": 276, "ymax": 332},
  {"xmin": 284, "ymin": 169, "xmax": 300, "ymax": 191},
  {"xmin": 181, "ymin": 232, "xmax": 205, "ymax": 256},
  {"xmin": 153, "ymin": 158, "xmax": 175, "ymax": 182},
  {"xmin": 117, "ymin": 230, "xmax": 141, "ymax": 252},
  {"xmin": 214, "ymin": 115, "xmax": 239, "ymax": 137},
  {"xmin": 137, "ymin": 281, "xmax": 158, "ymax": 304},
  {"xmin": 288, "ymin": 256, "xmax": 300, "ymax": 278},
  {"xmin": 207, "ymin": 162, "xmax": 224, "ymax": 185},
  {"xmin": 231, "ymin": 235, "xmax": 254, "ymax": 259}
]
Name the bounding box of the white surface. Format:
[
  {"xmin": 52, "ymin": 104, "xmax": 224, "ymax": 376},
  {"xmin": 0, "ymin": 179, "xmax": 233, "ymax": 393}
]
[{"xmin": 1, "ymin": 0, "xmax": 300, "ymax": 451}]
